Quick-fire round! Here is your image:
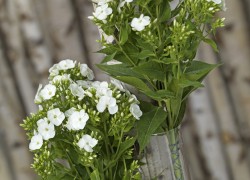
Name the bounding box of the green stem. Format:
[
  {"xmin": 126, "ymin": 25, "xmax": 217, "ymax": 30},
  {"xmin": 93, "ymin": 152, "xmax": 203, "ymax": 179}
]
[
  {"xmin": 103, "ymin": 119, "xmax": 113, "ymax": 179},
  {"xmin": 167, "ymin": 129, "xmax": 184, "ymax": 180}
]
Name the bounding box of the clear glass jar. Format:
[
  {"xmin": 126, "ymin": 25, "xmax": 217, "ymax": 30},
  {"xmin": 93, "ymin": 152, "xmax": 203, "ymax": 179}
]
[{"xmin": 140, "ymin": 126, "xmax": 189, "ymax": 180}]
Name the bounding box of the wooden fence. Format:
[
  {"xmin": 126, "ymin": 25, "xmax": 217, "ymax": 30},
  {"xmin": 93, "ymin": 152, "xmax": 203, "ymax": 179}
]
[{"xmin": 0, "ymin": 0, "xmax": 250, "ymax": 179}]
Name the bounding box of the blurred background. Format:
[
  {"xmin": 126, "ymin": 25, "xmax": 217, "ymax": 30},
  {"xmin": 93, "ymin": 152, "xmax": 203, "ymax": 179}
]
[{"xmin": 0, "ymin": 0, "xmax": 250, "ymax": 179}]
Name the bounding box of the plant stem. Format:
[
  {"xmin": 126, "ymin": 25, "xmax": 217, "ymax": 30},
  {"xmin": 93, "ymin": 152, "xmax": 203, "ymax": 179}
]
[{"xmin": 167, "ymin": 129, "xmax": 184, "ymax": 180}]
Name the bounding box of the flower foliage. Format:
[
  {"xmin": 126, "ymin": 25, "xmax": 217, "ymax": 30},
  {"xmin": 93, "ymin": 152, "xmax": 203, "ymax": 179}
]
[
  {"xmin": 21, "ymin": 59, "xmax": 142, "ymax": 179},
  {"xmin": 89, "ymin": 0, "xmax": 225, "ymax": 150}
]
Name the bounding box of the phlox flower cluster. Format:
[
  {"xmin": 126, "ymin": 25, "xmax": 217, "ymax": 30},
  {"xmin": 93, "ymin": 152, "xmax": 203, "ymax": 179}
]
[{"xmin": 21, "ymin": 59, "xmax": 142, "ymax": 178}]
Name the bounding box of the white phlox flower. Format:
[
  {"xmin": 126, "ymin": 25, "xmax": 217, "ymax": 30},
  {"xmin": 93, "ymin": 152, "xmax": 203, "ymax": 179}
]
[
  {"xmin": 77, "ymin": 80, "xmax": 92, "ymax": 89},
  {"xmin": 80, "ymin": 64, "xmax": 94, "ymax": 80},
  {"xmin": 47, "ymin": 108, "xmax": 65, "ymax": 126},
  {"xmin": 34, "ymin": 84, "xmax": 43, "ymax": 103},
  {"xmin": 111, "ymin": 79, "xmax": 124, "ymax": 91},
  {"xmin": 96, "ymin": 95, "xmax": 118, "ymax": 114},
  {"xmin": 66, "ymin": 110, "xmax": 89, "ymax": 130},
  {"xmin": 131, "ymin": 14, "xmax": 150, "ymax": 31},
  {"xmin": 57, "ymin": 59, "xmax": 75, "ymax": 70},
  {"xmin": 37, "ymin": 118, "xmax": 55, "ymax": 140},
  {"xmin": 77, "ymin": 134, "xmax": 98, "ymax": 153},
  {"xmin": 118, "ymin": 0, "xmax": 133, "ymax": 12},
  {"xmin": 40, "ymin": 84, "xmax": 56, "ymax": 100},
  {"xmin": 129, "ymin": 103, "xmax": 142, "ymax": 120},
  {"xmin": 52, "ymin": 74, "xmax": 71, "ymax": 83},
  {"xmin": 65, "ymin": 107, "xmax": 76, "ymax": 118},
  {"xmin": 69, "ymin": 84, "xmax": 85, "ymax": 100},
  {"xmin": 95, "ymin": 82, "xmax": 112, "ymax": 97},
  {"xmin": 92, "ymin": 3, "xmax": 112, "ymax": 21},
  {"xmin": 29, "ymin": 133, "xmax": 43, "ymax": 150},
  {"xmin": 49, "ymin": 64, "xmax": 59, "ymax": 76}
]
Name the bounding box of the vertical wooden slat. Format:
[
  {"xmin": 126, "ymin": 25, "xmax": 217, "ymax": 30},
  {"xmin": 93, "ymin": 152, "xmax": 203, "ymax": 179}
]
[
  {"xmin": 0, "ymin": 41, "xmax": 35, "ymax": 180},
  {"xmin": 36, "ymin": 0, "xmax": 87, "ymax": 62},
  {"xmin": 72, "ymin": 0, "xmax": 108, "ymax": 81},
  {"xmin": 189, "ymin": 86, "xmax": 231, "ymax": 180},
  {"xmin": 200, "ymin": 41, "xmax": 250, "ymax": 179},
  {"xmin": 217, "ymin": 0, "xmax": 250, "ymax": 139},
  {"xmin": 0, "ymin": 0, "xmax": 37, "ymax": 113},
  {"xmin": 15, "ymin": 0, "xmax": 52, "ymax": 84}
]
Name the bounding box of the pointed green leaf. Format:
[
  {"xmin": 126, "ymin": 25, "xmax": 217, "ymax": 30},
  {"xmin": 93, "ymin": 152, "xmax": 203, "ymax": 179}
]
[
  {"xmin": 178, "ymin": 78, "xmax": 203, "ymax": 88},
  {"xmin": 133, "ymin": 61, "xmax": 165, "ymax": 81},
  {"xmin": 143, "ymin": 90, "xmax": 175, "ymax": 101},
  {"xmin": 101, "ymin": 52, "xmax": 117, "ymax": 63},
  {"xmin": 159, "ymin": 1, "xmax": 171, "ymax": 22},
  {"xmin": 119, "ymin": 24, "xmax": 129, "ymax": 45},
  {"xmin": 116, "ymin": 76, "xmax": 151, "ymax": 91},
  {"xmin": 185, "ymin": 60, "xmax": 219, "ymax": 81},
  {"xmin": 138, "ymin": 50, "xmax": 156, "ymax": 59},
  {"xmin": 96, "ymin": 64, "xmax": 144, "ymax": 79},
  {"xmin": 137, "ymin": 107, "xmax": 167, "ymax": 152},
  {"xmin": 203, "ymin": 38, "xmax": 218, "ymax": 52},
  {"xmin": 115, "ymin": 137, "xmax": 136, "ymax": 160}
]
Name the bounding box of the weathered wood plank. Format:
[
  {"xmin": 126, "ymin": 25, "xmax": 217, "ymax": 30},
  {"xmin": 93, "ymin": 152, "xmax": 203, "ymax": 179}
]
[
  {"xmin": 217, "ymin": 0, "xmax": 250, "ymax": 141},
  {"xmin": 0, "ymin": 130, "xmax": 13, "ymax": 180},
  {"xmin": 15, "ymin": 0, "xmax": 52, "ymax": 84},
  {"xmin": 72, "ymin": 0, "xmax": 108, "ymax": 81},
  {"xmin": 189, "ymin": 86, "xmax": 230, "ymax": 180},
  {"xmin": 36, "ymin": 0, "xmax": 87, "ymax": 62},
  {"xmin": 0, "ymin": 41, "xmax": 35, "ymax": 180},
  {"xmin": 199, "ymin": 41, "xmax": 250, "ymax": 179},
  {"xmin": 0, "ymin": 0, "xmax": 37, "ymax": 113}
]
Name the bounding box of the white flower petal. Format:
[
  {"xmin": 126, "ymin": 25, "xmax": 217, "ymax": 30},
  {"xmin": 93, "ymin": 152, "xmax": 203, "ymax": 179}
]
[
  {"xmin": 37, "ymin": 120, "xmax": 55, "ymax": 140},
  {"xmin": 77, "ymin": 135, "xmax": 98, "ymax": 152},
  {"xmin": 34, "ymin": 84, "xmax": 43, "ymax": 103},
  {"xmin": 40, "ymin": 84, "xmax": 56, "ymax": 100},
  {"xmin": 47, "ymin": 108, "xmax": 65, "ymax": 126},
  {"xmin": 130, "ymin": 103, "xmax": 142, "ymax": 120},
  {"xmin": 58, "ymin": 59, "xmax": 75, "ymax": 70},
  {"xmin": 108, "ymin": 104, "xmax": 118, "ymax": 114},
  {"xmin": 29, "ymin": 134, "xmax": 43, "ymax": 150}
]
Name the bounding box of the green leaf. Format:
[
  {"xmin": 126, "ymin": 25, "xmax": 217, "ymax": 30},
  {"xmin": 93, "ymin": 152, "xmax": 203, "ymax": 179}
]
[
  {"xmin": 203, "ymin": 38, "xmax": 218, "ymax": 52},
  {"xmin": 97, "ymin": 46, "xmax": 119, "ymax": 55},
  {"xmin": 119, "ymin": 24, "xmax": 129, "ymax": 45},
  {"xmin": 185, "ymin": 61, "xmax": 219, "ymax": 81},
  {"xmin": 96, "ymin": 64, "xmax": 144, "ymax": 79},
  {"xmin": 153, "ymin": 58, "xmax": 178, "ymax": 64},
  {"xmin": 137, "ymin": 107, "xmax": 167, "ymax": 152},
  {"xmin": 90, "ymin": 170, "xmax": 101, "ymax": 180},
  {"xmin": 178, "ymin": 78, "xmax": 203, "ymax": 88},
  {"xmin": 101, "ymin": 52, "xmax": 117, "ymax": 63},
  {"xmin": 159, "ymin": 1, "xmax": 171, "ymax": 22},
  {"xmin": 116, "ymin": 76, "xmax": 151, "ymax": 91},
  {"xmin": 138, "ymin": 50, "xmax": 156, "ymax": 59},
  {"xmin": 143, "ymin": 90, "xmax": 175, "ymax": 101},
  {"xmin": 133, "ymin": 61, "xmax": 165, "ymax": 81},
  {"xmin": 115, "ymin": 137, "xmax": 136, "ymax": 160}
]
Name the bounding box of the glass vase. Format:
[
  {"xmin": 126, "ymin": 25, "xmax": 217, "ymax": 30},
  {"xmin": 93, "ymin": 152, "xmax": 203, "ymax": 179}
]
[{"xmin": 140, "ymin": 126, "xmax": 188, "ymax": 180}]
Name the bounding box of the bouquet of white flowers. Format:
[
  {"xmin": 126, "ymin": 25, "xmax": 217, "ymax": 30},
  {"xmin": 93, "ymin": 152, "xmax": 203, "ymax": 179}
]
[{"xmin": 21, "ymin": 59, "xmax": 142, "ymax": 179}]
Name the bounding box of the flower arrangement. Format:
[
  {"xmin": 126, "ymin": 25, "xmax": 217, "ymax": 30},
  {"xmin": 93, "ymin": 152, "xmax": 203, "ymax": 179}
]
[
  {"xmin": 89, "ymin": 0, "xmax": 224, "ymax": 148},
  {"xmin": 21, "ymin": 60, "xmax": 143, "ymax": 179},
  {"xmin": 88, "ymin": 0, "xmax": 225, "ymax": 179},
  {"xmin": 21, "ymin": 0, "xmax": 225, "ymax": 179}
]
